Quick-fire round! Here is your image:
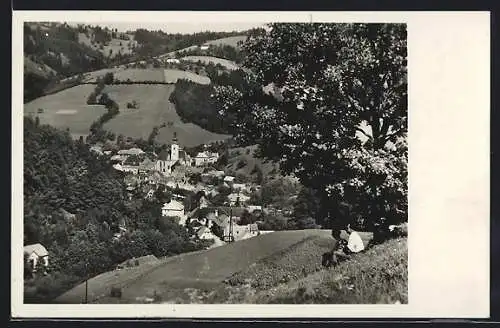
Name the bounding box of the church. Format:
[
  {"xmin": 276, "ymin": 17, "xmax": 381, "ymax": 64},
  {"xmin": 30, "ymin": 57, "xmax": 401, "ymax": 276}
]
[{"xmin": 155, "ymin": 133, "xmax": 191, "ymax": 176}]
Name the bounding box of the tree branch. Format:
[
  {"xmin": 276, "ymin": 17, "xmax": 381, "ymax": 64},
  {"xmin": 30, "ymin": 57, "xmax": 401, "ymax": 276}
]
[{"xmin": 356, "ymin": 127, "xmax": 372, "ymax": 140}]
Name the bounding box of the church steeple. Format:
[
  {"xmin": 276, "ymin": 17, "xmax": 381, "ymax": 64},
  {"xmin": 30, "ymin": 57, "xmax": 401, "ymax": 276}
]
[{"xmin": 171, "ymin": 132, "xmax": 179, "ymax": 162}]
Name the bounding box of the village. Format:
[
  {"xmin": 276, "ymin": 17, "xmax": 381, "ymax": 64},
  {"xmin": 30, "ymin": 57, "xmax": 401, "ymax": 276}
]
[{"xmin": 93, "ymin": 133, "xmax": 268, "ymax": 248}]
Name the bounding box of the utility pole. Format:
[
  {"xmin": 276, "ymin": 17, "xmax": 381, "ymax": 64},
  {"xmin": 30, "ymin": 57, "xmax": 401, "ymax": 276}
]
[{"xmin": 84, "ymin": 261, "xmax": 89, "ymax": 304}]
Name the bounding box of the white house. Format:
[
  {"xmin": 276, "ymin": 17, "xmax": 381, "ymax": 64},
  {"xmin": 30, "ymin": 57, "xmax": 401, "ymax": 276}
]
[
  {"xmin": 223, "ymin": 176, "xmax": 235, "ymax": 186},
  {"xmin": 24, "ymin": 243, "xmax": 49, "ymax": 272},
  {"xmin": 200, "ymin": 45, "xmax": 210, "ymax": 50},
  {"xmin": 118, "ymin": 147, "xmax": 144, "ymax": 156},
  {"xmin": 247, "ymin": 205, "xmax": 263, "ymax": 213},
  {"xmin": 166, "ymin": 58, "xmax": 180, "ymax": 64},
  {"xmin": 232, "ymin": 183, "xmax": 246, "ymax": 192},
  {"xmin": 193, "ymin": 151, "xmax": 219, "ymax": 167},
  {"xmin": 161, "ymin": 200, "xmax": 187, "ymax": 225}
]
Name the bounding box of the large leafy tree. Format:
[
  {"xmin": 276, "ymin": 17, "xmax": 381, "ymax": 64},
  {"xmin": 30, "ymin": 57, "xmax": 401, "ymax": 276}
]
[{"xmin": 212, "ymin": 23, "xmax": 407, "ymax": 230}]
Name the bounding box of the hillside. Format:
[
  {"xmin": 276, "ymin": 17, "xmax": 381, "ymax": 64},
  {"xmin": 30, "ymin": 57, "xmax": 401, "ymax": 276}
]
[
  {"xmin": 24, "ymin": 83, "xmax": 230, "ymax": 146},
  {"xmin": 225, "ymin": 144, "xmax": 280, "ymax": 180},
  {"xmin": 100, "ymin": 84, "xmax": 229, "ymax": 146},
  {"xmin": 249, "ymin": 237, "xmax": 408, "ymax": 304},
  {"xmin": 58, "ymin": 229, "xmax": 332, "ymax": 303},
  {"xmin": 57, "ymin": 231, "xmax": 407, "ymax": 304},
  {"xmin": 203, "ymin": 35, "xmax": 248, "ymax": 48},
  {"xmin": 180, "ymin": 56, "xmax": 239, "ymax": 70},
  {"xmin": 24, "ymin": 84, "xmax": 108, "ymax": 138}
]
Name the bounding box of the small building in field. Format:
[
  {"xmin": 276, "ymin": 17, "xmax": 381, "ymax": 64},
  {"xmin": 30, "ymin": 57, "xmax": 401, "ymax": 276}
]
[{"xmin": 24, "ymin": 243, "xmax": 49, "ymax": 272}]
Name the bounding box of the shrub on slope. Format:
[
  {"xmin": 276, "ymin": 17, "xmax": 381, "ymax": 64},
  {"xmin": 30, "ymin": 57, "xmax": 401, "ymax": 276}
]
[
  {"xmin": 252, "ymin": 237, "xmax": 408, "ymax": 304},
  {"xmin": 226, "ymin": 235, "xmax": 337, "ymax": 290}
]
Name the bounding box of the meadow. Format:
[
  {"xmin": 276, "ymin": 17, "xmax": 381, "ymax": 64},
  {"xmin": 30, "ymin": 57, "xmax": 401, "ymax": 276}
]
[
  {"xmin": 181, "ymin": 56, "xmax": 240, "ymax": 70},
  {"xmin": 101, "ymin": 84, "xmax": 229, "ymax": 146},
  {"xmin": 203, "ymin": 35, "xmax": 248, "ymax": 48},
  {"xmin": 24, "ymin": 84, "xmax": 107, "ymax": 137},
  {"xmin": 162, "ymin": 69, "xmax": 211, "ymax": 85}
]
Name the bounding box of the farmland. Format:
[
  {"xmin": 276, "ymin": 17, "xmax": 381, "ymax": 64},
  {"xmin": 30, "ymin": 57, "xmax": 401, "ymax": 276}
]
[
  {"xmin": 162, "ymin": 69, "xmax": 211, "ymax": 84},
  {"xmin": 181, "ymin": 56, "xmax": 240, "ymax": 70},
  {"xmin": 101, "ymin": 84, "xmax": 229, "ymax": 146},
  {"xmin": 114, "ymin": 68, "xmax": 165, "ymax": 82},
  {"xmin": 83, "ymin": 68, "xmax": 210, "ymax": 85},
  {"xmin": 203, "ymin": 35, "xmax": 247, "ymax": 48},
  {"xmin": 24, "ymin": 84, "xmax": 107, "ymax": 137}
]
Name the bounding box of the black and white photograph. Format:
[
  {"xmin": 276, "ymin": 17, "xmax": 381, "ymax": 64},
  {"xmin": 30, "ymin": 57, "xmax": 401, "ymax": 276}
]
[{"xmin": 12, "ymin": 11, "xmax": 489, "ymax": 318}]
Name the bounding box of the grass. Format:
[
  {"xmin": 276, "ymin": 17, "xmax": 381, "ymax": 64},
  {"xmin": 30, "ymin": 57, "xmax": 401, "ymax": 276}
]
[
  {"xmin": 162, "ymin": 69, "xmax": 211, "ymax": 85},
  {"xmin": 93, "ymin": 230, "xmax": 332, "ymax": 303},
  {"xmin": 249, "ymin": 237, "xmax": 408, "ymax": 304},
  {"xmin": 101, "ymin": 84, "xmax": 230, "ymax": 146},
  {"xmin": 78, "ymin": 32, "xmax": 137, "ymax": 59},
  {"xmin": 225, "ymin": 144, "xmax": 281, "ymax": 179},
  {"xmin": 226, "ymin": 235, "xmax": 337, "ymax": 290},
  {"xmin": 24, "ymin": 84, "xmax": 107, "ymax": 136},
  {"xmin": 54, "ymin": 259, "xmax": 162, "ymax": 304},
  {"xmin": 203, "ymin": 35, "xmax": 248, "ymax": 48},
  {"xmin": 57, "ymin": 231, "xmax": 407, "ymax": 304},
  {"xmin": 181, "ymin": 56, "xmax": 240, "ymax": 70},
  {"xmin": 114, "ymin": 68, "xmax": 165, "ymax": 82}
]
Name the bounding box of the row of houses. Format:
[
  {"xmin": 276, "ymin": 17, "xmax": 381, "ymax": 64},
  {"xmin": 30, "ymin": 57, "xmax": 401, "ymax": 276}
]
[{"xmin": 111, "ymin": 135, "xmax": 220, "ymax": 177}]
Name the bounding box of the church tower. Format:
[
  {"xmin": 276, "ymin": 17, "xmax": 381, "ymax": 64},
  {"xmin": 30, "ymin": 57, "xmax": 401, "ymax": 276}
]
[{"xmin": 171, "ymin": 132, "xmax": 179, "ymax": 162}]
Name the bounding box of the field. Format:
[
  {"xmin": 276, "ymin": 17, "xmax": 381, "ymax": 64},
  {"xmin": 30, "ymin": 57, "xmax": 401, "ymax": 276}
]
[
  {"xmin": 181, "ymin": 56, "xmax": 240, "ymax": 70},
  {"xmin": 82, "ymin": 68, "xmax": 210, "ymax": 85},
  {"xmin": 55, "ymin": 258, "xmax": 162, "ymax": 304},
  {"xmin": 114, "ymin": 68, "xmax": 165, "ymax": 82},
  {"xmin": 101, "ymin": 84, "xmax": 229, "ymax": 146},
  {"xmin": 24, "ymin": 84, "xmax": 107, "ymax": 136},
  {"xmin": 203, "ymin": 35, "xmax": 248, "ymax": 48},
  {"xmin": 92, "ymin": 230, "xmax": 332, "ymax": 303},
  {"xmin": 162, "ymin": 69, "xmax": 211, "ymax": 84}
]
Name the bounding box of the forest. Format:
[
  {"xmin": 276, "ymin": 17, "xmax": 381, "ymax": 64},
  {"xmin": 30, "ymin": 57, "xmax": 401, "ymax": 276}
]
[{"xmin": 23, "ymin": 117, "xmax": 209, "ymax": 303}]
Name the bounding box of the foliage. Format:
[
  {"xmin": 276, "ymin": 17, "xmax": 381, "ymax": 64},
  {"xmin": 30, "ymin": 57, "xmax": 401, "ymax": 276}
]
[
  {"xmin": 169, "ymin": 79, "xmax": 235, "ymax": 134},
  {"xmin": 23, "ymin": 118, "xmax": 207, "ymax": 303},
  {"xmin": 211, "ymin": 23, "xmax": 408, "ymax": 231}
]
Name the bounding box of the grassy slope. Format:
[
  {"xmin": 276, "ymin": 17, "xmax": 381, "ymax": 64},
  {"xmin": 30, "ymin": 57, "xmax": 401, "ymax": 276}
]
[
  {"xmin": 24, "ymin": 84, "xmax": 106, "ymax": 136},
  {"xmin": 94, "ymin": 229, "xmax": 332, "ymax": 303},
  {"xmin": 101, "ymin": 84, "xmax": 229, "ymax": 146},
  {"xmin": 225, "ymin": 145, "xmax": 280, "ymax": 179},
  {"xmin": 250, "ymin": 237, "xmax": 408, "ymax": 304},
  {"xmin": 203, "ymin": 35, "xmax": 248, "ymax": 48},
  {"xmin": 78, "ymin": 32, "xmax": 138, "ymax": 59},
  {"xmin": 180, "ymin": 56, "xmax": 239, "ymax": 70}
]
